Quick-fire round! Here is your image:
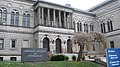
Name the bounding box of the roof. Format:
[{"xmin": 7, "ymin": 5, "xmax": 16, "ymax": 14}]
[
  {"xmin": 88, "ymin": 0, "xmax": 117, "ymax": 12},
  {"xmin": 33, "ymin": 0, "xmax": 73, "ymax": 10},
  {"xmin": 33, "ymin": 0, "xmax": 95, "ymax": 16},
  {"xmin": 73, "ymin": 8, "xmax": 96, "ymax": 16}
]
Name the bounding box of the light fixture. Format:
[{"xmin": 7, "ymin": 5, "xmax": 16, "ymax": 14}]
[
  {"xmin": 52, "ymin": 40, "xmax": 54, "ymax": 44},
  {"xmin": 64, "ymin": 41, "xmax": 66, "ymax": 44},
  {"xmin": 19, "ymin": 6, "xmax": 23, "ymax": 9},
  {"xmin": 30, "ymin": 8, "xmax": 34, "ymax": 12},
  {"xmin": 7, "ymin": 3, "xmax": 12, "ymax": 7}
]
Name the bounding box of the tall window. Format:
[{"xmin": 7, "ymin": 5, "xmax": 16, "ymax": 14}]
[
  {"xmin": 56, "ymin": 38, "xmax": 62, "ymax": 53},
  {"xmin": 67, "ymin": 39, "xmax": 72, "ymax": 53},
  {"xmin": 110, "ymin": 41, "xmax": 114, "ymax": 48},
  {"xmin": 23, "ymin": 11, "xmax": 30, "ymax": 27},
  {"xmin": 79, "ymin": 23, "xmax": 82, "ymax": 32},
  {"xmin": 0, "ymin": 7, "xmax": 7, "ymax": 24},
  {"xmin": 11, "ymin": 39, "xmax": 16, "ymax": 48},
  {"xmin": 43, "ymin": 37, "xmax": 50, "ymax": 51},
  {"xmin": 100, "ymin": 22, "xmax": 106, "ymax": 33},
  {"xmin": 93, "ymin": 44, "xmax": 95, "ymax": 51},
  {"xmin": 77, "ymin": 22, "xmax": 82, "ymax": 32},
  {"xmin": 107, "ymin": 19, "xmax": 113, "ymax": 32},
  {"xmin": 0, "ymin": 39, "xmax": 4, "ymax": 49},
  {"xmin": 11, "ymin": 9, "xmax": 19, "ymax": 26},
  {"xmin": 90, "ymin": 23, "xmax": 94, "ymax": 31},
  {"xmin": 77, "ymin": 23, "xmax": 79, "ymax": 32},
  {"xmin": 84, "ymin": 23, "xmax": 88, "ymax": 33}
]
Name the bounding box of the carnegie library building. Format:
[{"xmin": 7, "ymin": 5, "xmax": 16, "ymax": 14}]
[{"xmin": 0, "ymin": 0, "xmax": 119, "ymax": 61}]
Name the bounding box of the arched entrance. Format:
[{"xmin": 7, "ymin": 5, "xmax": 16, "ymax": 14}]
[
  {"xmin": 56, "ymin": 38, "xmax": 62, "ymax": 53},
  {"xmin": 67, "ymin": 39, "xmax": 72, "ymax": 53},
  {"xmin": 43, "ymin": 37, "xmax": 50, "ymax": 51}
]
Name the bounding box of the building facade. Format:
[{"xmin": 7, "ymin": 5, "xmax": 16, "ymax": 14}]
[{"xmin": 0, "ymin": 0, "xmax": 119, "ymax": 61}]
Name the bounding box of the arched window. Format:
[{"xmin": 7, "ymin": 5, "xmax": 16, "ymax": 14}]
[
  {"xmin": 23, "ymin": 11, "xmax": 30, "ymax": 27},
  {"xmin": 11, "ymin": 9, "xmax": 19, "ymax": 26},
  {"xmin": 56, "ymin": 38, "xmax": 62, "ymax": 53},
  {"xmin": 77, "ymin": 23, "xmax": 79, "ymax": 32},
  {"xmin": 67, "ymin": 39, "xmax": 72, "ymax": 53},
  {"xmin": 84, "ymin": 23, "xmax": 88, "ymax": 33},
  {"xmin": 100, "ymin": 22, "xmax": 106, "ymax": 33},
  {"xmin": 107, "ymin": 19, "xmax": 113, "ymax": 32},
  {"xmin": 43, "ymin": 37, "xmax": 50, "ymax": 51},
  {"xmin": 90, "ymin": 23, "xmax": 94, "ymax": 31},
  {"xmin": 0, "ymin": 7, "xmax": 7, "ymax": 24},
  {"xmin": 77, "ymin": 22, "xmax": 82, "ymax": 32}
]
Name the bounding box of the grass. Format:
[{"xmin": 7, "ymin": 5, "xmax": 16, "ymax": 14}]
[{"xmin": 0, "ymin": 61, "xmax": 100, "ymax": 67}]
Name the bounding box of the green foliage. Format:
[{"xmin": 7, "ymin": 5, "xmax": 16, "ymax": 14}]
[
  {"xmin": 0, "ymin": 61, "xmax": 99, "ymax": 67},
  {"xmin": 65, "ymin": 56, "xmax": 69, "ymax": 61},
  {"xmin": 50, "ymin": 55, "xmax": 66, "ymax": 61},
  {"xmin": 81, "ymin": 56, "xmax": 85, "ymax": 60},
  {"xmin": 72, "ymin": 55, "xmax": 76, "ymax": 61}
]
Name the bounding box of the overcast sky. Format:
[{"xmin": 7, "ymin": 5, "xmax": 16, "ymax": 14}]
[{"xmin": 43, "ymin": 0, "xmax": 106, "ymax": 10}]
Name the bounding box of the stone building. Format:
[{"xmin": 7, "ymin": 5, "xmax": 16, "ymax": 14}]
[{"xmin": 0, "ymin": 0, "xmax": 119, "ymax": 61}]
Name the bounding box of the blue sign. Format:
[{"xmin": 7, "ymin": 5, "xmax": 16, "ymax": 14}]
[{"xmin": 106, "ymin": 48, "xmax": 120, "ymax": 67}]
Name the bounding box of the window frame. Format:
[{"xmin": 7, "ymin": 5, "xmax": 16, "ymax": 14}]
[
  {"xmin": 0, "ymin": 7, "xmax": 7, "ymax": 24},
  {"xmin": 23, "ymin": 11, "xmax": 30, "ymax": 27},
  {"xmin": 11, "ymin": 9, "xmax": 19, "ymax": 26},
  {"xmin": 0, "ymin": 39, "xmax": 4, "ymax": 49},
  {"xmin": 11, "ymin": 39, "xmax": 17, "ymax": 49}
]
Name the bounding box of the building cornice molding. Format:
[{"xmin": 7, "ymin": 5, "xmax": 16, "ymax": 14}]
[{"xmin": 88, "ymin": 0, "xmax": 118, "ymax": 12}]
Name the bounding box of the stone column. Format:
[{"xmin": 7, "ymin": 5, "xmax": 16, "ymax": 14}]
[
  {"xmin": 53, "ymin": 9, "xmax": 56, "ymax": 27},
  {"xmin": 47, "ymin": 8, "xmax": 50, "ymax": 26},
  {"xmin": 64, "ymin": 12, "xmax": 66, "ymax": 28},
  {"xmin": 70, "ymin": 13, "xmax": 73, "ymax": 29},
  {"xmin": 38, "ymin": 7, "xmax": 41, "ymax": 25},
  {"xmin": 59, "ymin": 11, "xmax": 61, "ymax": 27},
  {"xmin": 68, "ymin": 13, "xmax": 71, "ymax": 29},
  {"xmin": 42, "ymin": 7, "xmax": 44, "ymax": 25}
]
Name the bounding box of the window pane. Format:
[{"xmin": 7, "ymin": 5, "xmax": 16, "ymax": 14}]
[
  {"xmin": 23, "ymin": 14, "xmax": 26, "ymax": 26},
  {"xmin": 80, "ymin": 23, "xmax": 82, "ymax": 32},
  {"xmin": 26, "ymin": 14, "xmax": 30, "ymax": 27},
  {"xmin": 0, "ymin": 39, "xmax": 4, "ymax": 49},
  {"xmin": 2, "ymin": 10, "xmax": 7, "ymax": 22},
  {"xmin": 11, "ymin": 40, "xmax": 16, "ymax": 48},
  {"xmin": 15, "ymin": 12, "xmax": 19, "ymax": 26},
  {"xmin": 0, "ymin": 10, "xmax": 2, "ymax": 22},
  {"xmin": 10, "ymin": 57, "xmax": 16, "ymax": 61},
  {"xmin": 11, "ymin": 12, "xmax": 14, "ymax": 25},
  {"xmin": 77, "ymin": 23, "xmax": 79, "ymax": 32}
]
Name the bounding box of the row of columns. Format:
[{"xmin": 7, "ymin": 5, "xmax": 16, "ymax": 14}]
[{"xmin": 37, "ymin": 7, "xmax": 73, "ymax": 29}]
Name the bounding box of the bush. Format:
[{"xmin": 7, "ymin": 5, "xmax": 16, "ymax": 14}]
[
  {"xmin": 81, "ymin": 56, "xmax": 85, "ymax": 60},
  {"xmin": 72, "ymin": 55, "xmax": 76, "ymax": 61},
  {"xmin": 65, "ymin": 56, "xmax": 69, "ymax": 61},
  {"xmin": 50, "ymin": 55, "xmax": 66, "ymax": 61}
]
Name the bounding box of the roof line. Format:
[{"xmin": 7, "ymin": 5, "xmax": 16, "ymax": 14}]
[
  {"xmin": 88, "ymin": 0, "xmax": 117, "ymax": 12},
  {"xmin": 34, "ymin": 0, "xmax": 73, "ymax": 10},
  {"xmin": 33, "ymin": 0, "xmax": 95, "ymax": 16}
]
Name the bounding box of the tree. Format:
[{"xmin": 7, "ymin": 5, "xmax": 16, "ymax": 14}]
[
  {"xmin": 72, "ymin": 32, "xmax": 108, "ymax": 61},
  {"xmin": 90, "ymin": 32, "xmax": 108, "ymax": 54},
  {"xmin": 72, "ymin": 32, "xmax": 91, "ymax": 61}
]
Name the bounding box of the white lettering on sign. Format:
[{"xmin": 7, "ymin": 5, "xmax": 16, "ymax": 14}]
[{"xmin": 108, "ymin": 50, "xmax": 115, "ymax": 53}]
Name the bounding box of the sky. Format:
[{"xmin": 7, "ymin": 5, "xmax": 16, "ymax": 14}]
[{"xmin": 42, "ymin": 0, "xmax": 106, "ymax": 10}]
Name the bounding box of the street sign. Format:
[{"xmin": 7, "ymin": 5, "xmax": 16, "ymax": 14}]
[
  {"xmin": 106, "ymin": 48, "xmax": 120, "ymax": 67},
  {"xmin": 21, "ymin": 48, "xmax": 48, "ymax": 62}
]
